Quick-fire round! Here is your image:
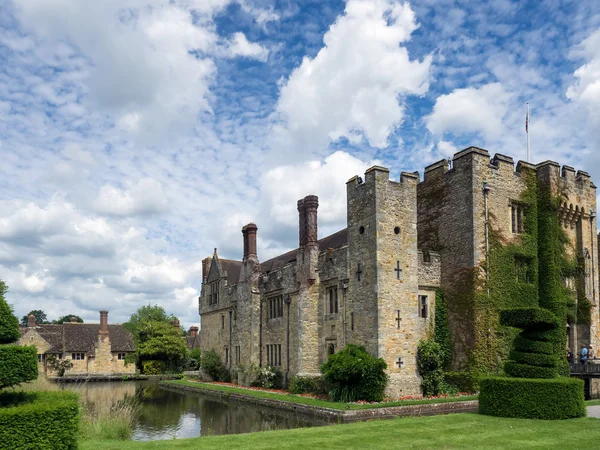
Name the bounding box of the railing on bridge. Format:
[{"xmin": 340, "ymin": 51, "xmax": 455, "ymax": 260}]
[{"xmin": 570, "ymin": 362, "xmax": 600, "ymax": 376}]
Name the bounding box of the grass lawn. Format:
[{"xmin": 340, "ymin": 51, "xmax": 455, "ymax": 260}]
[
  {"xmin": 161, "ymin": 379, "xmax": 477, "ymax": 410},
  {"xmin": 80, "ymin": 412, "xmax": 600, "ymax": 450}
]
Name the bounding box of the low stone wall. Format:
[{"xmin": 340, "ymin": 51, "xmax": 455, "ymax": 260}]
[
  {"xmin": 51, "ymin": 374, "xmax": 183, "ymax": 383},
  {"xmin": 161, "ymin": 382, "xmax": 478, "ymax": 424}
]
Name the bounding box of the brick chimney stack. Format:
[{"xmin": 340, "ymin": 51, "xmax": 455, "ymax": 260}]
[
  {"xmin": 189, "ymin": 326, "xmax": 199, "ymax": 337},
  {"xmin": 70, "ymin": 316, "xmax": 78, "ymax": 323},
  {"xmin": 172, "ymin": 318, "xmax": 180, "ymax": 329},
  {"xmin": 242, "ymin": 223, "xmax": 258, "ymax": 261},
  {"xmin": 99, "ymin": 310, "xmax": 109, "ymax": 335},
  {"xmin": 27, "ymin": 314, "xmax": 36, "ymax": 328},
  {"xmin": 304, "ymin": 195, "xmax": 319, "ymax": 246},
  {"xmin": 298, "ymin": 198, "xmax": 306, "ymax": 247}
]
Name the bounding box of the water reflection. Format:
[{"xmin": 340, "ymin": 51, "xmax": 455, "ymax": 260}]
[{"xmin": 71, "ymin": 381, "xmax": 323, "ymax": 441}]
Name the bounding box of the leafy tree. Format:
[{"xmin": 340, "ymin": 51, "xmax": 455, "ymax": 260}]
[
  {"xmin": 53, "ymin": 315, "xmax": 84, "ymax": 324},
  {"xmin": 0, "ymin": 280, "xmax": 19, "ymax": 344},
  {"xmin": 20, "ymin": 309, "xmax": 48, "ymax": 327},
  {"xmin": 124, "ymin": 305, "xmax": 187, "ymax": 373}
]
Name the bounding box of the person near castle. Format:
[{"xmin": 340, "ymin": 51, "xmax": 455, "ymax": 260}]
[
  {"xmin": 580, "ymin": 344, "xmax": 588, "ymax": 365},
  {"xmin": 567, "ymin": 348, "xmax": 574, "ymax": 367},
  {"xmin": 588, "ymin": 345, "xmax": 594, "ymax": 363}
]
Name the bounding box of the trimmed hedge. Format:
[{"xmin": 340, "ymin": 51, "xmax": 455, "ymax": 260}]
[
  {"xmin": 479, "ymin": 377, "xmax": 585, "ymax": 420},
  {"xmin": 0, "ymin": 391, "xmax": 80, "ymax": 449},
  {"xmin": 500, "ymin": 307, "xmax": 560, "ymax": 329},
  {"xmin": 513, "ymin": 336, "xmax": 554, "ymax": 354},
  {"xmin": 504, "ymin": 361, "xmax": 557, "ymax": 379},
  {"xmin": 0, "ymin": 346, "xmax": 38, "ymax": 388},
  {"xmin": 508, "ymin": 350, "xmax": 557, "ymax": 368}
]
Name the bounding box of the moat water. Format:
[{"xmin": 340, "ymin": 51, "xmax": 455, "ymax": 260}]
[{"xmin": 72, "ymin": 380, "xmax": 323, "ymax": 441}]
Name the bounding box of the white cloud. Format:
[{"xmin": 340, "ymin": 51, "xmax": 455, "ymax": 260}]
[
  {"xmin": 226, "ymin": 32, "xmax": 269, "ymax": 61},
  {"xmin": 272, "ymin": 0, "xmax": 431, "ymax": 156},
  {"xmin": 426, "ymin": 83, "xmax": 511, "ymax": 139},
  {"xmin": 93, "ymin": 178, "xmax": 169, "ymax": 217},
  {"xmin": 237, "ymin": 0, "xmax": 280, "ymax": 27}
]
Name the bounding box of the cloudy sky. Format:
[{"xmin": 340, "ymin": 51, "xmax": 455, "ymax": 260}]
[{"xmin": 1, "ymin": 0, "xmax": 599, "ymax": 328}]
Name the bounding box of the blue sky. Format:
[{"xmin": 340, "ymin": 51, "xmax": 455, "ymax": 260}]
[{"xmin": 0, "ymin": 0, "xmax": 599, "ymax": 327}]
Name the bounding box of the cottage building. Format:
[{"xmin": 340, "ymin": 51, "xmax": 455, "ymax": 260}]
[{"xmin": 19, "ymin": 310, "xmax": 136, "ymax": 376}]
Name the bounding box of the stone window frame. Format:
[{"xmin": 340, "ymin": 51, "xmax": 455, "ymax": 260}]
[
  {"xmin": 510, "ymin": 201, "xmax": 527, "ymax": 234},
  {"xmin": 117, "ymin": 352, "xmax": 127, "ymax": 360},
  {"xmin": 221, "ymin": 315, "xmax": 225, "ymax": 330},
  {"xmin": 418, "ymin": 295, "xmax": 429, "ymax": 319},
  {"xmin": 514, "ymin": 256, "xmax": 533, "ymax": 284},
  {"xmin": 235, "ymin": 346, "xmax": 241, "ymax": 364},
  {"xmin": 267, "ymin": 295, "xmax": 284, "ymax": 320},
  {"xmin": 326, "ymin": 286, "xmax": 339, "ymax": 315},
  {"xmin": 37, "ymin": 354, "xmax": 46, "ymax": 363},
  {"xmin": 208, "ymin": 281, "xmax": 220, "ymax": 305},
  {"xmin": 266, "ymin": 344, "xmax": 282, "ymax": 367},
  {"xmin": 72, "ymin": 352, "xmax": 85, "ymax": 360}
]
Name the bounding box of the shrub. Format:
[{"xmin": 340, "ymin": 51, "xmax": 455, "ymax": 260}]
[
  {"xmin": 321, "ymin": 344, "xmax": 388, "ymax": 402},
  {"xmin": 0, "ymin": 391, "xmax": 80, "ymax": 449},
  {"xmin": 200, "ymin": 349, "xmax": 230, "ymax": 382},
  {"xmin": 417, "ymin": 340, "xmax": 446, "ymax": 396},
  {"xmin": 46, "ymin": 354, "xmax": 73, "ymax": 377},
  {"xmin": 251, "ymin": 366, "xmax": 283, "ymax": 389},
  {"xmin": 444, "ymin": 371, "xmax": 478, "ymax": 393},
  {"xmin": 142, "ymin": 360, "xmax": 168, "ymax": 375},
  {"xmin": 289, "ymin": 376, "xmax": 327, "ymax": 395},
  {"xmin": 0, "ymin": 346, "xmax": 38, "ymax": 389},
  {"xmin": 479, "ymin": 377, "xmax": 585, "ymax": 419}
]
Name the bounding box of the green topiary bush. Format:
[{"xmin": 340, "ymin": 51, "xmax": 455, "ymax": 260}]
[
  {"xmin": 479, "ymin": 377, "xmax": 585, "ymax": 420},
  {"xmin": 321, "ymin": 344, "xmax": 388, "ymax": 402},
  {"xmin": 0, "ymin": 391, "xmax": 80, "ymax": 449},
  {"xmin": 0, "ymin": 346, "xmax": 38, "ymax": 388},
  {"xmin": 288, "ymin": 375, "xmax": 327, "ymax": 395},
  {"xmin": 200, "ymin": 349, "xmax": 230, "ymax": 382}
]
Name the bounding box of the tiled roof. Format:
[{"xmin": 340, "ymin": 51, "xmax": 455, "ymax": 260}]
[
  {"xmin": 25, "ymin": 323, "xmax": 135, "ymax": 355},
  {"xmin": 219, "ymin": 259, "xmax": 242, "ymax": 284},
  {"xmin": 186, "ymin": 335, "xmax": 201, "ymax": 350},
  {"xmin": 260, "ymin": 228, "xmax": 348, "ymax": 273}
]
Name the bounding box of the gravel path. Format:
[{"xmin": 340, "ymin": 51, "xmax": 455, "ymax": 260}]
[{"xmin": 587, "ymin": 406, "xmax": 600, "ymax": 418}]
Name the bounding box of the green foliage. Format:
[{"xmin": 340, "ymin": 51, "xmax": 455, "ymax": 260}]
[
  {"xmin": 479, "ymin": 376, "xmax": 585, "ymax": 419},
  {"xmin": 0, "ymin": 346, "xmax": 38, "ymax": 389},
  {"xmin": 500, "ymin": 307, "xmax": 560, "ymax": 329},
  {"xmin": 250, "ymin": 366, "xmax": 283, "ymax": 389},
  {"xmin": 125, "ymin": 305, "xmax": 187, "ymax": 373},
  {"xmin": 200, "ymin": 349, "xmax": 230, "ymax": 382},
  {"xmin": 46, "ymin": 354, "xmax": 73, "ymax": 377},
  {"xmin": 53, "ymin": 315, "xmax": 84, "ymax": 324},
  {"xmin": 513, "ymin": 335, "xmax": 554, "ymax": 354},
  {"xmin": 321, "ymin": 344, "xmax": 388, "ymax": 402},
  {"xmin": 188, "ymin": 348, "xmax": 201, "ymax": 370},
  {"xmin": 142, "ymin": 360, "xmax": 169, "ymax": 375},
  {"xmin": 443, "ymin": 371, "xmax": 478, "ymax": 393},
  {"xmin": 503, "ymin": 361, "xmax": 557, "ymax": 379},
  {"xmin": 434, "ymin": 290, "xmax": 452, "ymax": 370},
  {"xmin": 417, "ymin": 340, "xmax": 446, "ymax": 396},
  {"xmin": 288, "ymin": 376, "xmax": 327, "ymax": 395},
  {"xmin": 20, "ymin": 309, "xmax": 48, "ymax": 327},
  {"xmin": 0, "ymin": 391, "xmax": 80, "ymax": 449},
  {"xmin": 0, "ymin": 294, "xmax": 20, "ymax": 344}
]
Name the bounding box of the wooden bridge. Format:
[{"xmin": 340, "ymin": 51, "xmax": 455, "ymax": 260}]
[{"xmin": 570, "ymin": 362, "xmax": 600, "ymax": 377}]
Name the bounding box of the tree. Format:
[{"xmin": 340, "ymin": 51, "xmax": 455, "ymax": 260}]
[
  {"xmin": 124, "ymin": 305, "xmax": 187, "ymax": 373},
  {"xmin": 20, "ymin": 309, "xmax": 48, "ymax": 327},
  {"xmin": 53, "ymin": 315, "xmax": 84, "ymax": 324}
]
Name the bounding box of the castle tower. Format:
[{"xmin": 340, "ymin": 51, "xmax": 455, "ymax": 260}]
[{"xmin": 347, "ymin": 166, "xmax": 431, "ymax": 397}]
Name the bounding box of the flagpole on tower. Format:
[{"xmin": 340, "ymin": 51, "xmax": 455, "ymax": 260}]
[{"xmin": 526, "ymin": 102, "xmax": 531, "ymax": 163}]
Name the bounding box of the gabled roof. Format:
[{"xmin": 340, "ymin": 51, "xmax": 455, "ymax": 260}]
[
  {"xmin": 22, "ymin": 323, "xmax": 135, "ymax": 355},
  {"xmin": 261, "ymin": 228, "xmax": 348, "ymax": 273}
]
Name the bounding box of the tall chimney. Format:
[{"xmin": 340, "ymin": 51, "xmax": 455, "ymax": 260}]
[
  {"xmin": 304, "ymin": 195, "xmax": 319, "ymax": 246},
  {"xmin": 172, "ymin": 318, "xmax": 180, "ymax": 329},
  {"xmin": 242, "ymin": 225, "xmax": 249, "ymax": 260},
  {"xmin": 298, "ymin": 198, "xmax": 306, "ymax": 247},
  {"xmin": 27, "ymin": 314, "xmax": 36, "ymax": 328},
  {"xmin": 70, "ymin": 316, "xmax": 78, "ymax": 323},
  {"xmin": 245, "ymin": 223, "xmax": 258, "ymax": 260},
  {"xmin": 99, "ymin": 310, "xmax": 109, "ymax": 334},
  {"xmin": 189, "ymin": 326, "xmax": 198, "ymax": 337}
]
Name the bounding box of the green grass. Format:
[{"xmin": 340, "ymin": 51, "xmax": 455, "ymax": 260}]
[
  {"xmin": 80, "ymin": 412, "xmax": 600, "ymax": 450},
  {"xmin": 586, "ymin": 399, "xmax": 600, "ymax": 406},
  {"xmin": 161, "ymin": 379, "xmax": 477, "ymax": 410}
]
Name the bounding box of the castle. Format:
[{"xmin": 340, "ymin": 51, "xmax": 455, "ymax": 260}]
[{"xmin": 198, "ymin": 147, "xmax": 599, "ymax": 397}]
